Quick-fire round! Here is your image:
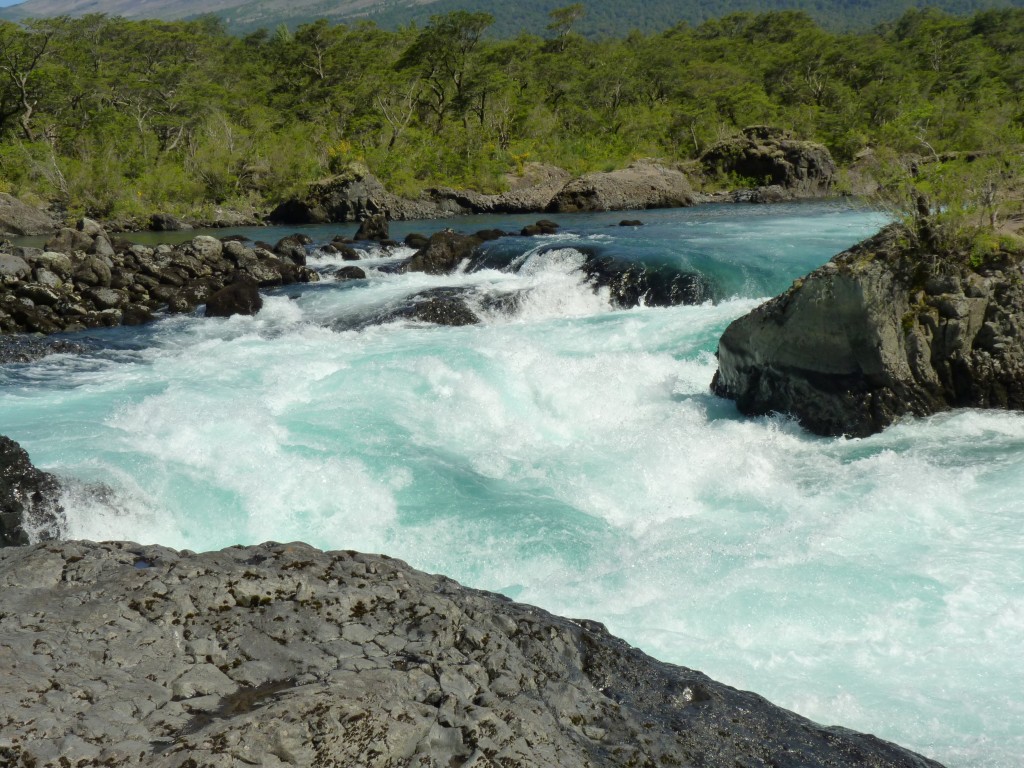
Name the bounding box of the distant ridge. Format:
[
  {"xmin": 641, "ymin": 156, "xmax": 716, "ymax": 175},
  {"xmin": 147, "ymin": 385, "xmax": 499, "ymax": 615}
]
[{"xmin": 0, "ymin": 0, "xmax": 1021, "ymax": 35}]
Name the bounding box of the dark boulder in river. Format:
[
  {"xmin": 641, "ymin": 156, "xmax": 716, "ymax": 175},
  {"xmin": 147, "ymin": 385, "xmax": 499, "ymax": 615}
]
[
  {"xmin": 400, "ymin": 230, "xmax": 482, "ymax": 275},
  {"xmin": 0, "ymin": 436, "xmax": 62, "ymax": 547},
  {"xmin": 0, "ymin": 540, "xmax": 945, "ymax": 766},
  {"xmin": 713, "ymin": 224, "xmax": 1024, "ymax": 436},
  {"xmin": 354, "ymin": 213, "xmax": 390, "ymax": 242},
  {"xmin": 204, "ymin": 277, "xmax": 263, "ymax": 318}
]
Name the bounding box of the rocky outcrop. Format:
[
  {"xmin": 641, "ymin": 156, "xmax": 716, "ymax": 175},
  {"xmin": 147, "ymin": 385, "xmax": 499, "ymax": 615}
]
[
  {"xmin": 712, "ymin": 225, "xmax": 1024, "ymax": 436},
  {"xmin": 270, "ymin": 161, "xmax": 700, "ymax": 225},
  {"xmin": 0, "ymin": 436, "xmax": 62, "ymax": 547},
  {"xmin": 267, "ymin": 164, "xmax": 447, "ymax": 225},
  {"xmin": 701, "ymin": 126, "xmax": 836, "ymax": 198},
  {"xmin": 0, "ymin": 221, "xmax": 318, "ymax": 335},
  {"xmin": 547, "ymin": 160, "xmax": 696, "ymax": 213},
  {"xmin": 0, "ymin": 193, "xmax": 57, "ymax": 237},
  {"xmin": 0, "ymin": 540, "xmax": 943, "ymax": 767}
]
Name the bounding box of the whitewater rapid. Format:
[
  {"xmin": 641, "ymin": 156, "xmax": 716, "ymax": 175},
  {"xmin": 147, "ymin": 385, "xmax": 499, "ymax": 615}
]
[{"xmin": 1, "ymin": 202, "xmax": 1020, "ymax": 766}]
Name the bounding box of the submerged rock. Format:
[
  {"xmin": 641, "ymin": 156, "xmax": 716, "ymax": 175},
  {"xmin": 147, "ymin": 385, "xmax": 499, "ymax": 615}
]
[
  {"xmin": 712, "ymin": 225, "xmax": 1024, "ymax": 436},
  {"xmin": 0, "ymin": 540, "xmax": 944, "ymax": 767},
  {"xmin": 370, "ymin": 287, "xmax": 480, "ymax": 327},
  {"xmin": 0, "ymin": 436, "xmax": 63, "ymax": 547}
]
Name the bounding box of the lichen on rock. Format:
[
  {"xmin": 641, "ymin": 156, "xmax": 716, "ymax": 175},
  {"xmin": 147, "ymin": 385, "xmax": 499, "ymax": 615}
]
[{"xmin": 712, "ymin": 224, "xmax": 1024, "ymax": 436}]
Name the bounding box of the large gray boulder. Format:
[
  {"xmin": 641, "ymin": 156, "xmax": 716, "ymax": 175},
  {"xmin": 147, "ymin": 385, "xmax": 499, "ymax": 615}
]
[
  {"xmin": 0, "ymin": 540, "xmax": 944, "ymax": 767},
  {"xmin": 0, "ymin": 193, "xmax": 57, "ymax": 236},
  {"xmin": 712, "ymin": 224, "xmax": 1024, "ymax": 436},
  {"xmin": 547, "ymin": 160, "xmax": 696, "ymax": 213}
]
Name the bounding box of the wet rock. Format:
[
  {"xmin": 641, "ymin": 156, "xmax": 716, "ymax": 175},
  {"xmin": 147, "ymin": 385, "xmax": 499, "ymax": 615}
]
[
  {"xmin": 473, "ymin": 228, "xmax": 506, "ymax": 242},
  {"xmin": 334, "ymin": 266, "xmax": 366, "ymax": 280},
  {"xmin": 0, "ymin": 436, "xmax": 62, "ymax": 547},
  {"xmin": 382, "ymin": 288, "xmax": 480, "ymax": 326},
  {"xmin": 0, "ymin": 335, "xmax": 89, "ymax": 363},
  {"xmin": 354, "ymin": 213, "xmax": 390, "ymax": 241},
  {"xmin": 404, "ymin": 232, "xmax": 430, "ymax": 249},
  {"xmin": 401, "ymin": 230, "xmax": 481, "ymax": 276},
  {"xmin": 712, "ymin": 225, "xmax": 1024, "ymax": 436},
  {"xmin": 582, "ymin": 254, "xmax": 712, "ymax": 308},
  {"xmin": 273, "ymin": 234, "xmax": 311, "ymax": 266},
  {"xmin": 204, "ymin": 278, "xmax": 263, "ymax": 318},
  {"xmin": 0, "ymin": 540, "xmax": 945, "ymax": 767}
]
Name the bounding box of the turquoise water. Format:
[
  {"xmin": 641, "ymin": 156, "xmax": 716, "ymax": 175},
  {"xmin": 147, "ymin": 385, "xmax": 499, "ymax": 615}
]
[{"xmin": 2, "ymin": 201, "xmax": 1021, "ymax": 766}]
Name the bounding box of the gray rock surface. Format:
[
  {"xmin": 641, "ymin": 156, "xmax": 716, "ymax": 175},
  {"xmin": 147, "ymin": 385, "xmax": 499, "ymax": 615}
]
[
  {"xmin": 0, "ymin": 193, "xmax": 57, "ymax": 236},
  {"xmin": 0, "ymin": 540, "xmax": 943, "ymax": 768},
  {"xmin": 712, "ymin": 224, "xmax": 1024, "ymax": 436},
  {"xmin": 547, "ymin": 160, "xmax": 696, "ymax": 213}
]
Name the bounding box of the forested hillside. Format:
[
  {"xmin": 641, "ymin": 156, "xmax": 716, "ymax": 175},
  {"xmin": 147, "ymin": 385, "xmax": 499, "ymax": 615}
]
[
  {"xmin": 1, "ymin": 0, "xmax": 1020, "ymax": 35},
  {"xmin": 0, "ymin": 8, "xmax": 1021, "ymax": 221}
]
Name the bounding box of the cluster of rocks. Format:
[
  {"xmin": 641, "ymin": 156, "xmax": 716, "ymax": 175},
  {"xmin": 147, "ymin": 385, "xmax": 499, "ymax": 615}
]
[
  {"xmin": 0, "ymin": 219, "xmax": 319, "ymax": 334},
  {"xmin": 269, "ymin": 160, "xmax": 701, "ymax": 226},
  {"xmin": 712, "ymin": 224, "xmax": 1024, "ymax": 436},
  {"xmin": 0, "ymin": 539, "xmax": 945, "ymax": 767}
]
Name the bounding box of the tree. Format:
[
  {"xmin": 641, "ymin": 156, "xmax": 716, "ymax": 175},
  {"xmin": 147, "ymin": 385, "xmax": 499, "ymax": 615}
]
[{"xmin": 396, "ymin": 11, "xmax": 493, "ymax": 130}]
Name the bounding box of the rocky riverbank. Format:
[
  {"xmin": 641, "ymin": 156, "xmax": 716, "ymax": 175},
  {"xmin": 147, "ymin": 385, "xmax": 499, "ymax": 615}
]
[
  {"xmin": 0, "ymin": 539, "xmax": 944, "ymax": 767},
  {"xmin": 712, "ymin": 223, "xmax": 1024, "ymax": 436},
  {"xmin": 0, "ymin": 219, "xmax": 319, "ymax": 335}
]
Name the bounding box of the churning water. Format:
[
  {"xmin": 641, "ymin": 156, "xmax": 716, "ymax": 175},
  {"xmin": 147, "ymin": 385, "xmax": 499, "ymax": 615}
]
[{"xmin": 2, "ymin": 202, "xmax": 1021, "ymax": 766}]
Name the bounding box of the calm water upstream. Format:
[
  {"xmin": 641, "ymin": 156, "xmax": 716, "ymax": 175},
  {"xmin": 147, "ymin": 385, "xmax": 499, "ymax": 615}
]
[{"xmin": 2, "ymin": 201, "xmax": 1020, "ymax": 767}]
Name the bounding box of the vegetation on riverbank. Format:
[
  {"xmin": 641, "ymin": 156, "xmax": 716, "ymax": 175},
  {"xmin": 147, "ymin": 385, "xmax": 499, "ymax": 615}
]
[{"xmin": 0, "ymin": 7, "xmax": 1021, "ymax": 222}]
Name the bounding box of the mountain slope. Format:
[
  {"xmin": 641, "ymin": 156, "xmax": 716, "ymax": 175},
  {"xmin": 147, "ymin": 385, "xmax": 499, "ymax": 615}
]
[{"xmin": 1, "ymin": 0, "xmax": 1021, "ymax": 35}]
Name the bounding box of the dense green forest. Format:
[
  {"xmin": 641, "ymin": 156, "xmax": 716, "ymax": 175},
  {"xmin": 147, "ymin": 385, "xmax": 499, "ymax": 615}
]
[{"xmin": 0, "ymin": 6, "xmax": 1021, "ymax": 221}]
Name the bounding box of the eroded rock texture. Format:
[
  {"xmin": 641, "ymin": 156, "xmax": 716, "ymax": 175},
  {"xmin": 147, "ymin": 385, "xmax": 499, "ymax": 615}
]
[
  {"xmin": 713, "ymin": 224, "xmax": 1024, "ymax": 436},
  {"xmin": 0, "ymin": 541, "xmax": 942, "ymax": 767}
]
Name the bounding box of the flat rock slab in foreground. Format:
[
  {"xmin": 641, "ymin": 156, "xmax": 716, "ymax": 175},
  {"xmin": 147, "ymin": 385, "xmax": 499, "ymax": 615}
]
[{"xmin": 0, "ymin": 541, "xmax": 942, "ymax": 767}]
